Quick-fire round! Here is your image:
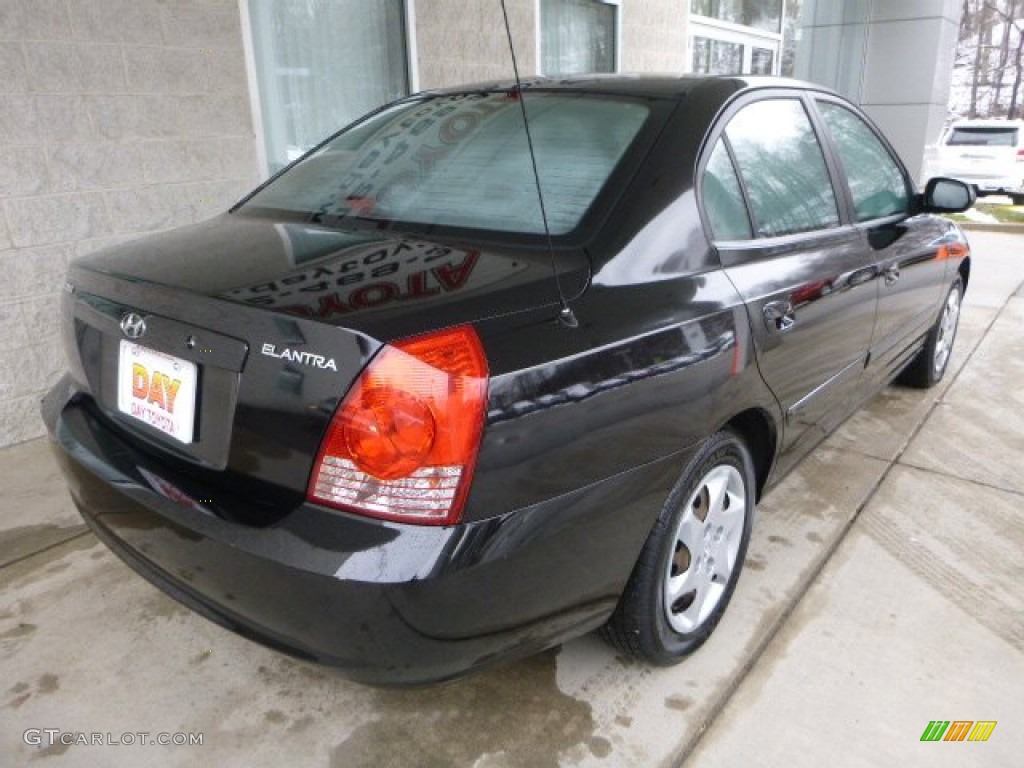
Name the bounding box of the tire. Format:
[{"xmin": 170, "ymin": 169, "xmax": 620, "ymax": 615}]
[
  {"xmin": 601, "ymin": 430, "xmax": 755, "ymax": 665},
  {"xmin": 1011, "ymin": 193, "xmax": 1024, "ymax": 207},
  {"xmin": 898, "ymin": 277, "xmax": 963, "ymax": 389}
]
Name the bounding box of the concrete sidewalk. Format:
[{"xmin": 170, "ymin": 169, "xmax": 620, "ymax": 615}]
[
  {"xmin": 691, "ymin": 237, "xmax": 1024, "ymax": 767},
  {"xmin": 1, "ymin": 231, "xmax": 1022, "ymax": 767}
]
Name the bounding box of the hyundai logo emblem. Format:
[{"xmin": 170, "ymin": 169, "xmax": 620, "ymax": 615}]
[{"xmin": 120, "ymin": 312, "xmax": 147, "ymax": 340}]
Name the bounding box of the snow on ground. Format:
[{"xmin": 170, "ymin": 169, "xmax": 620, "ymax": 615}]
[{"xmin": 962, "ymin": 207, "xmax": 1000, "ymax": 223}]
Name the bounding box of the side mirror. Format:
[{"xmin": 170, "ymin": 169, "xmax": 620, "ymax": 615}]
[{"xmin": 921, "ymin": 177, "xmax": 975, "ymax": 213}]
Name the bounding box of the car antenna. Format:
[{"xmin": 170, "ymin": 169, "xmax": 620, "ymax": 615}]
[{"xmin": 499, "ymin": 0, "xmax": 579, "ymax": 329}]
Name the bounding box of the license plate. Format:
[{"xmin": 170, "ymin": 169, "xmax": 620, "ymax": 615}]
[{"xmin": 117, "ymin": 340, "xmax": 198, "ymax": 444}]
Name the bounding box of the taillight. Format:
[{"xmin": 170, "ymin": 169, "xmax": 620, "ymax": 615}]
[
  {"xmin": 1017, "ymin": 148, "xmax": 1024, "ymax": 162},
  {"xmin": 936, "ymin": 241, "xmax": 970, "ymax": 260},
  {"xmin": 308, "ymin": 325, "xmax": 489, "ymax": 525}
]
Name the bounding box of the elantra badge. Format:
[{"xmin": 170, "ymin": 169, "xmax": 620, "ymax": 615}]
[
  {"xmin": 120, "ymin": 312, "xmax": 147, "ymax": 340},
  {"xmin": 261, "ymin": 343, "xmax": 337, "ymax": 371}
]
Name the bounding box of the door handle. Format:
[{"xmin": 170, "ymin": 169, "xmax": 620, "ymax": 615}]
[
  {"xmin": 883, "ymin": 264, "xmax": 901, "ymax": 286},
  {"xmin": 763, "ymin": 300, "xmax": 796, "ymax": 332}
]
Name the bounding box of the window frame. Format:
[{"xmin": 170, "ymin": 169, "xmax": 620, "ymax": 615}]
[
  {"xmin": 688, "ymin": 9, "xmax": 783, "ymax": 76},
  {"xmin": 696, "ymin": 90, "xmax": 855, "ymax": 259},
  {"xmin": 537, "ymin": 0, "xmax": 622, "ymax": 77}
]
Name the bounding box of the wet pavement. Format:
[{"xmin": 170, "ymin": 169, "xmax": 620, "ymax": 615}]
[{"xmin": 2, "ymin": 230, "xmax": 1022, "ymax": 767}]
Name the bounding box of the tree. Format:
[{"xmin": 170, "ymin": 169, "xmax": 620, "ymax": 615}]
[{"xmin": 950, "ymin": 0, "xmax": 1024, "ymax": 119}]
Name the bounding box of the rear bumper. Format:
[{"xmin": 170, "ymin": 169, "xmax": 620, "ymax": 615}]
[{"xmin": 42, "ymin": 376, "xmax": 685, "ymax": 685}]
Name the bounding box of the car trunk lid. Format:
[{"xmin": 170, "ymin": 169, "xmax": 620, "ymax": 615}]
[{"xmin": 61, "ymin": 213, "xmax": 589, "ymax": 523}]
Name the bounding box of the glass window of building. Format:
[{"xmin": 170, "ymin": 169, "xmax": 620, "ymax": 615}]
[
  {"xmin": 691, "ymin": 0, "xmax": 782, "ymax": 32},
  {"xmin": 541, "ymin": 0, "xmax": 619, "ymax": 75},
  {"xmin": 689, "ymin": 0, "xmax": 795, "ymax": 76},
  {"xmin": 692, "ymin": 37, "xmax": 744, "ymax": 75},
  {"xmin": 248, "ymin": 0, "xmax": 410, "ymax": 173}
]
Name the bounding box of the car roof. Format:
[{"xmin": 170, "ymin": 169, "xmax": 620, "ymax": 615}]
[{"xmin": 422, "ymin": 74, "xmax": 840, "ymax": 101}]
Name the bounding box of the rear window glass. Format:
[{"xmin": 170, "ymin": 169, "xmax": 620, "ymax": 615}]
[
  {"xmin": 947, "ymin": 127, "xmax": 1019, "ymax": 146},
  {"xmin": 240, "ymin": 93, "xmax": 650, "ymax": 236}
]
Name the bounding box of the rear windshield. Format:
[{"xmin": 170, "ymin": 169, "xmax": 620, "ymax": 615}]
[
  {"xmin": 239, "ymin": 92, "xmax": 651, "ymax": 236},
  {"xmin": 947, "ymin": 126, "xmax": 1019, "ymax": 146}
]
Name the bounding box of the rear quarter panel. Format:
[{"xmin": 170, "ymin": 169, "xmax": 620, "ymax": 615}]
[{"xmin": 464, "ymin": 82, "xmax": 781, "ymax": 533}]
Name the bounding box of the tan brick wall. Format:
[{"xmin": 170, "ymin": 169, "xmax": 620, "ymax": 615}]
[
  {"xmin": 621, "ymin": 0, "xmax": 688, "ymax": 73},
  {"xmin": 0, "ymin": 0, "xmax": 259, "ymax": 447},
  {"xmin": 414, "ymin": 0, "xmax": 538, "ymax": 89}
]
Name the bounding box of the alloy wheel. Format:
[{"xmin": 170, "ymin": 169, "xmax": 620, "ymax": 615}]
[
  {"xmin": 933, "ymin": 286, "xmax": 961, "ymax": 377},
  {"xmin": 663, "ymin": 464, "xmax": 747, "ymax": 634}
]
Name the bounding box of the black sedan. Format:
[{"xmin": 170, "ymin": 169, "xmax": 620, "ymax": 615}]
[{"xmin": 43, "ymin": 76, "xmax": 973, "ymax": 685}]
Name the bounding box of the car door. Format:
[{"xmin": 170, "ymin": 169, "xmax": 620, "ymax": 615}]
[
  {"xmin": 813, "ymin": 97, "xmax": 948, "ymax": 381},
  {"xmin": 699, "ymin": 93, "xmax": 879, "ymax": 472}
]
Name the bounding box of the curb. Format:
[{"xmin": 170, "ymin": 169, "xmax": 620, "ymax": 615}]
[{"xmin": 956, "ymin": 221, "xmax": 1024, "ymax": 233}]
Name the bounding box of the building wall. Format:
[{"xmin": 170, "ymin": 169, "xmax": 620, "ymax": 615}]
[
  {"xmin": 859, "ymin": 0, "xmax": 960, "ymax": 184},
  {"xmin": 795, "ymin": 0, "xmax": 961, "ymax": 182},
  {"xmin": 621, "ymin": 0, "xmax": 688, "ymax": 72},
  {"xmin": 0, "ymin": 0, "xmax": 260, "ymax": 447},
  {"xmin": 414, "ymin": 0, "xmax": 537, "ymax": 89},
  {"xmin": 413, "ymin": 0, "xmax": 690, "ymax": 89}
]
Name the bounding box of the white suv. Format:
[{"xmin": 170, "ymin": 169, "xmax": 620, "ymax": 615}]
[{"xmin": 928, "ymin": 119, "xmax": 1024, "ymax": 205}]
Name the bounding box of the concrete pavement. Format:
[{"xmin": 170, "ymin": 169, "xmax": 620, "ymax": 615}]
[
  {"xmin": 1, "ymin": 230, "xmax": 1022, "ymax": 767},
  {"xmin": 690, "ymin": 245, "xmax": 1024, "ymax": 767}
]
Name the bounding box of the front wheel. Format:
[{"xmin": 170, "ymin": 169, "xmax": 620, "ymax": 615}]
[
  {"xmin": 899, "ymin": 277, "xmax": 963, "ymax": 388},
  {"xmin": 601, "ymin": 430, "xmax": 755, "ymax": 664}
]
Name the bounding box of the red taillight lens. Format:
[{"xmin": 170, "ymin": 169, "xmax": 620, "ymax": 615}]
[
  {"xmin": 308, "ymin": 325, "xmax": 489, "ymax": 525},
  {"xmin": 1016, "ymin": 148, "xmax": 1024, "ymax": 161}
]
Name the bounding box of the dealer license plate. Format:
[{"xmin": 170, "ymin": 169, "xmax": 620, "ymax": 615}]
[{"xmin": 117, "ymin": 340, "xmax": 198, "ymax": 444}]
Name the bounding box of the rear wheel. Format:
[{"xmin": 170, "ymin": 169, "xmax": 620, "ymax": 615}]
[
  {"xmin": 899, "ymin": 277, "xmax": 963, "ymax": 388},
  {"xmin": 1011, "ymin": 193, "xmax": 1024, "ymax": 206},
  {"xmin": 601, "ymin": 430, "xmax": 754, "ymax": 664}
]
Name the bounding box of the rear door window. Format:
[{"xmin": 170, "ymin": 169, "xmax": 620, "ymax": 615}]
[
  {"xmin": 725, "ymin": 99, "xmax": 840, "ymax": 238},
  {"xmin": 817, "ymin": 101, "xmax": 910, "ymax": 222}
]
